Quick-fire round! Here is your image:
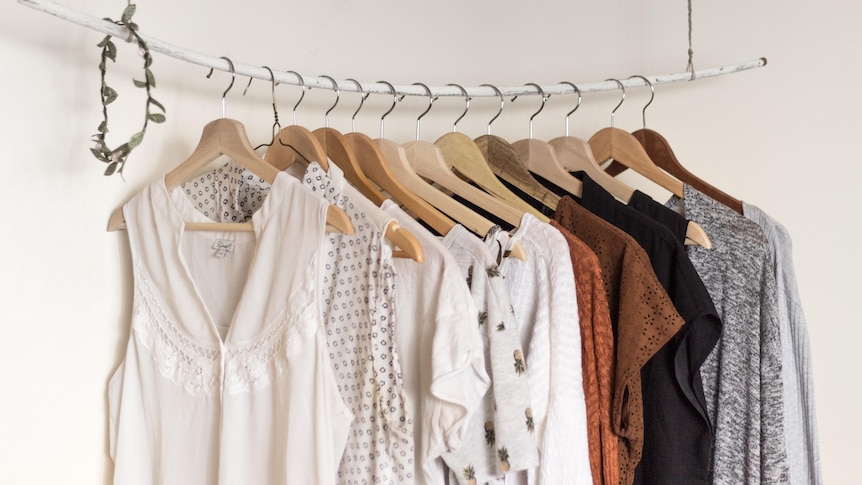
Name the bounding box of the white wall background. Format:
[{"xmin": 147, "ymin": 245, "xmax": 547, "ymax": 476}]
[{"xmin": 1, "ymin": 0, "xmax": 859, "ymax": 483}]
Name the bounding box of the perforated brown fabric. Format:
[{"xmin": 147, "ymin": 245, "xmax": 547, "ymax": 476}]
[
  {"xmin": 553, "ymin": 197, "xmax": 684, "ymax": 485},
  {"xmin": 552, "ymin": 221, "xmax": 619, "ymax": 485}
]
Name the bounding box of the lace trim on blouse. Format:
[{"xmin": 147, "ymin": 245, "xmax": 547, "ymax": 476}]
[{"xmin": 131, "ymin": 252, "xmax": 321, "ymax": 395}]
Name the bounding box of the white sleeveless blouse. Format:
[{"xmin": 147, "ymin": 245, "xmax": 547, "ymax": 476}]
[{"xmin": 108, "ymin": 172, "xmax": 352, "ymax": 484}]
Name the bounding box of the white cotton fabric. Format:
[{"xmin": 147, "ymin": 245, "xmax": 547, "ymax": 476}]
[
  {"xmin": 486, "ymin": 214, "xmax": 592, "ymax": 485},
  {"xmin": 440, "ymin": 224, "xmax": 539, "ymax": 485},
  {"xmin": 381, "ymin": 200, "xmax": 490, "ymax": 485},
  {"xmin": 108, "ymin": 171, "xmax": 353, "ymax": 485}
]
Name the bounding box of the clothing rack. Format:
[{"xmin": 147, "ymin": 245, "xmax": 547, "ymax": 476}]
[{"xmin": 20, "ymin": 0, "xmax": 766, "ymax": 99}]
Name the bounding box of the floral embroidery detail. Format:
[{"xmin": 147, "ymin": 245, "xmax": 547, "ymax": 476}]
[
  {"xmin": 496, "ymin": 322, "xmax": 505, "ymax": 331},
  {"xmin": 486, "ymin": 265, "xmax": 501, "ymax": 278},
  {"xmin": 479, "ymin": 311, "xmax": 488, "ymax": 326},
  {"xmin": 525, "ymin": 407, "xmax": 534, "ymax": 433}
]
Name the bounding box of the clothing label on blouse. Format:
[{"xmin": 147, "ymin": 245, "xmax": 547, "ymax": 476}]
[{"xmin": 212, "ymin": 239, "xmax": 235, "ymax": 258}]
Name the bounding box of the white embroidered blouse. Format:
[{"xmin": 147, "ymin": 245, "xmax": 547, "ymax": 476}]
[{"xmin": 108, "ymin": 171, "xmax": 352, "ymax": 485}]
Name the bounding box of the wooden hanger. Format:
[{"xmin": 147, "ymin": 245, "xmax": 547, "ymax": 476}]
[
  {"xmin": 382, "ymin": 138, "xmax": 527, "ymax": 260},
  {"xmin": 310, "ymin": 78, "xmax": 424, "ymax": 262},
  {"xmin": 602, "ymin": 77, "xmax": 742, "ymax": 215},
  {"xmin": 474, "ymin": 135, "xmax": 559, "ymax": 209},
  {"xmin": 107, "ymin": 118, "xmax": 354, "ymax": 234},
  {"xmin": 344, "ymin": 131, "xmax": 456, "ymax": 236},
  {"xmin": 373, "ymin": 82, "xmax": 526, "ymax": 260},
  {"xmin": 312, "ymin": 76, "xmax": 388, "ymax": 206},
  {"xmin": 432, "ymin": 84, "xmax": 549, "ymax": 221},
  {"xmin": 587, "ymin": 79, "xmax": 684, "ymax": 198},
  {"xmin": 404, "ymin": 139, "xmax": 527, "ymax": 228},
  {"xmin": 340, "ymin": 80, "xmax": 457, "ymax": 238},
  {"xmin": 510, "ymin": 83, "xmax": 585, "ymax": 198},
  {"xmin": 264, "ymin": 73, "xmax": 421, "ymax": 259},
  {"xmin": 548, "ymin": 82, "xmax": 634, "ymax": 203},
  {"xmin": 470, "ymin": 84, "xmax": 559, "ymax": 210},
  {"xmin": 590, "ymin": 77, "xmax": 710, "ymax": 248},
  {"xmin": 260, "ymin": 70, "xmax": 330, "ymax": 172},
  {"xmin": 399, "ymin": 84, "xmax": 527, "ymax": 229},
  {"xmin": 108, "ymin": 60, "xmax": 353, "ymax": 235}
]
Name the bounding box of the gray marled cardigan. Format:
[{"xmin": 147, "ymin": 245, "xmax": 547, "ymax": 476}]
[{"xmin": 667, "ymin": 186, "xmax": 789, "ymax": 484}]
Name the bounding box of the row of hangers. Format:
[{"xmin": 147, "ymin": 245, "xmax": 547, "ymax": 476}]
[{"xmin": 109, "ymin": 56, "xmax": 745, "ymax": 264}]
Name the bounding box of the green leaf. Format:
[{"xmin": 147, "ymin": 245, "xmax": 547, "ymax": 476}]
[
  {"xmin": 121, "ymin": 4, "xmax": 137, "ymax": 23},
  {"xmin": 102, "ymin": 86, "xmax": 118, "ymax": 105},
  {"xmin": 133, "ymin": 79, "xmax": 147, "ymax": 88},
  {"xmin": 149, "ymin": 98, "xmax": 166, "ymax": 113},
  {"xmin": 104, "ymin": 162, "xmax": 118, "ymax": 176},
  {"xmin": 126, "ymin": 22, "xmax": 139, "ymax": 32},
  {"xmin": 147, "ymin": 113, "xmax": 166, "ymax": 123},
  {"xmin": 105, "ymin": 41, "xmax": 117, "ymax": 62},
  {"xmin": 128, "ymin": 131, "xmax": 145, "ymax": 149},
  {"xmin": 145, "ymin": 68, "xmax": 155, "ymax": 88},
  {"xmin": 90, "ymin": 147, "xmax": 105, "ymax": 160},
  {"xmin": 98, "ymin": 120, "xmax": 108, "ymax": 134},
  {"xmin": 115, "ymin": 143, "xmax": 130, "ymax": 155},
  {"xmin": 144, "ymin": 53, "xmax": 152, "ymax": 68},
  {"xmin": 97, "ymin": 36, "xmax": 111, "ymax": 48}
]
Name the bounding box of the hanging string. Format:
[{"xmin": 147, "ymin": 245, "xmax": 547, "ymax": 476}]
[{"xmin": 687, "ymin": 0, "xmax": 696, "ymax": 80}]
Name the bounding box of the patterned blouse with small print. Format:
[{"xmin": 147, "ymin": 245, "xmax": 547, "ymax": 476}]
[
  {"xmin": 439, "ymin": 224, "xmax": 539, "ymax": 485},
  {"xmin": 300, "ymin": 162, "xmax": 415, "ymax": 484}
]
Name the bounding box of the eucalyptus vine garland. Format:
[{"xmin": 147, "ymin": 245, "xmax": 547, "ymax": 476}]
[{"xmin": 91, "ymin": 4, "xmax": 165, "ymax": 176}]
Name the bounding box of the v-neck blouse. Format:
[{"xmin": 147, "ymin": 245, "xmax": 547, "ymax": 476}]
[{"xmin": 108, "ymin": 171, "xmax": 353, "ymax": 485}]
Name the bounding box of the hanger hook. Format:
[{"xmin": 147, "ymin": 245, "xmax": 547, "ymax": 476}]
[
  {"xmin": 480, "ymin": 84, "xmax": 504, "ymax": 136},
  {"xmin": 412, "ymin": 82, "xmax": 437, "ymax": 141},
  {"xmin": 627, "ymin": 75, "xmax": 654, "ymax": 129},
  {"xmin": 319, "ymin": 75, "xmax": 340, "ymax": 129},
  {"xmin": 262, "ymin": 66, "xmax": 281, "ymax": 143},
  {"xmin": 446, "ymin": 83, "xmax": 470, "ymax": 133},
  {"xmin": 559, "ymin": 81, "xmax": 582, "ymax": 137},
  {"xmin": 377, "ymin": 80, "xmax": 398, "ymax": 139},
  {"xmin": 515, "ymin": 83, "xmax": 549, "ymax": 139},
  {"xmin": 206, "ymin": 56, "xmax": 236, "ymax": 118},
  {"xmin": 347, "ymin": 78, "xmax": 368, "ymax": 133},
  {"xmin": 606, "ymin": 78, "xmax": 625, "ymax": 128},
  {"xmin": 285, "ymin": 70, "xmax": 306, "ymax": 125}
]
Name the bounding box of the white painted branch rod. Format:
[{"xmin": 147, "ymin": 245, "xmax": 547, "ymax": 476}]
[{"xmin": 20, "ymin": 0, "xmax": 767, "ymax": 98}]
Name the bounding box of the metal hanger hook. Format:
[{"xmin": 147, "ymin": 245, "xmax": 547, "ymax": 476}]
[
  {"xmin": 346, "ymin": 78, "xmax": 368, "ymax": 133},
  {"xmin": 606, "ymin": 78, "xmax": 625, "ymax": 128},
  {"xmin": 286, "ymin": 70, "xmax": 306, "ymax": 125},
  {"xmin": 264, "ymin": 66, "xmax": 281, "ymax": 139},
  {"xmin": 377, "ymin": 80, "xmax": 398, "ymax": 139},
  {"xmin": 206, "ymin": 56, "xmax": 236, "ymax": 118},
  {"xmin": 518, "ymin": 83, "xmax": 549, "ymax": 139},
  {"xmin": 319, "ymin": 75, "xmax": 340, "ymax": 128},
  {"xmin": 628, "ymin": 75, "xmax": 654, "ymax": 129},
  {"xmin": 446, "ymin": 83, "xmax": 471, "ymax": 133},
  {"xmin": 412, "ymin": 82, "xmax": 437, "ymax": 141},
  {"xmin": 559, "ymin": 81, "xmax": 582, "ymax": 137},
  {"xmin": 252, "ymin": 66, "xmax": 287, "ymax": 151},
  {"xmin": 480, "ymin": 84, "xmax": 504, "ymax": 136}
]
